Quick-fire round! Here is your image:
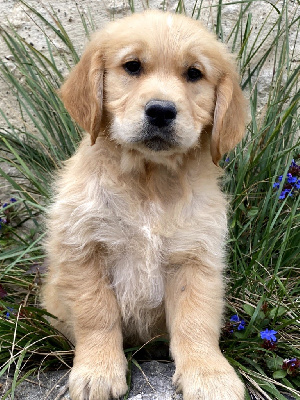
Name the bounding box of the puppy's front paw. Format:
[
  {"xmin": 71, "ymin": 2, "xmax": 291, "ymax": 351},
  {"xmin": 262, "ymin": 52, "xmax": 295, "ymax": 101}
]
[
  {"xmin": 69, "ymin": 358, "xmax": 128, "ymax": 400},
  {"xmin": 174, "ymin": 357, "xmax": 245, "ymax": 400}
]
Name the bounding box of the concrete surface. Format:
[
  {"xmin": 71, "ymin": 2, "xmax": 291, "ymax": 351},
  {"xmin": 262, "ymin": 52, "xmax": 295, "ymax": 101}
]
[
  {"xmin": 0, "ymin": 361, "xmax": 297, "ymax": 400},
  {"xmin": 0, "ymin": 361, "xmax": 181, "ymax": 400}
]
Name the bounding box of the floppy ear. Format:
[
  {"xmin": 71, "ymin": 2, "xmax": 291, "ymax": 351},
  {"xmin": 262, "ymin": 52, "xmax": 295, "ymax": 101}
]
[
  {"xmin": 211, "ymin": 70, "xmax": 247, "ymax": 165},
  {"xmin": 60, "ymin": 44, "xmax": 104, "ymax": 145}
]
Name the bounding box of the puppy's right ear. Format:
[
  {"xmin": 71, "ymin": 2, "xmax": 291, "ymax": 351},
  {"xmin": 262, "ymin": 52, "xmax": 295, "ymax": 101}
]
[{"xmin": 60, "ymin": 43, "xmax": 104, "ymax": 145}]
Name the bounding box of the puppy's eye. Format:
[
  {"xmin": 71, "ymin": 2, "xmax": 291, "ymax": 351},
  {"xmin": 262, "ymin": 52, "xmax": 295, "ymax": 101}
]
[
  {"xmin": 123, "ymin": 60, "xmax": 142, "ymax": 76},
  {"xmin": 187, "ymin": 67, "xmax": 203, "ymax": 82}
]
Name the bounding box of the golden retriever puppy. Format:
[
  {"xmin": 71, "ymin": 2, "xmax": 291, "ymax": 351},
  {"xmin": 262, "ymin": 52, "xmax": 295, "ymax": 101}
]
[{"xmin": 42, "ymin": 10, "xmax": 247, "ymax": 400}]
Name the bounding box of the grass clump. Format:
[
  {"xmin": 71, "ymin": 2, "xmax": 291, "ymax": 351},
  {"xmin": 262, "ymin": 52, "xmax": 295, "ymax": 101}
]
[{"xmin": 0, "ymin": 0, "xmax": 299, "ymax": 399}]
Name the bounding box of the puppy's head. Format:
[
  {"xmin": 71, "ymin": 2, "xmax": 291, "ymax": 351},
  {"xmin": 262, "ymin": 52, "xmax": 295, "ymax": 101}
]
[{"xmin": 60, "ymin": 11, "xmax": 247, "ymax": 165}]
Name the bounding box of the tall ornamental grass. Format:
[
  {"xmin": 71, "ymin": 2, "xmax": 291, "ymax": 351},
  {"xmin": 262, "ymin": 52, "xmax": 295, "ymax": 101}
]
[{"xmin": 0, "ymin": 1, "xmax": 299, "ymax": 399}]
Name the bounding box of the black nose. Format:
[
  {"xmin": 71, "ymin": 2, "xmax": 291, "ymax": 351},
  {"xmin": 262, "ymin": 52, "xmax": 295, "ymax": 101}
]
[{"xmin": 145, "ymin": 100, "xmax": 177, "ymax": 128}]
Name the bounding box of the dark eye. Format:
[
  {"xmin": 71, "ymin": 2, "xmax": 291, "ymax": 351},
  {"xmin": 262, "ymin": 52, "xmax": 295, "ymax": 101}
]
[
  {"xmin": 187, "ymin": 67, "xmax": 203, "ymax": 82},
  {"xmin": 123, "ymin": 60, "xmax": 142, "ymax": 76}
]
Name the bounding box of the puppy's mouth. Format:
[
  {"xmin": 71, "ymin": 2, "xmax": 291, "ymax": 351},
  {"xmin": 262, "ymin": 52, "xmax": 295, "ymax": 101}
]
[
  {"xmin": 138, "ymin": 126, "xmax": 178, "ymax": 152},
  {"xmin": 143, "ymin": 136, "xmax": 174, "ymax": 151}
]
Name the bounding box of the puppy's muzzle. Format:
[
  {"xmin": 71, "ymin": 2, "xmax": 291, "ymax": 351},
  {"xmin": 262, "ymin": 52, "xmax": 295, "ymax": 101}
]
[{"xmin": 142, "ymin": 100, "xmax": 177, "ymax": 151}]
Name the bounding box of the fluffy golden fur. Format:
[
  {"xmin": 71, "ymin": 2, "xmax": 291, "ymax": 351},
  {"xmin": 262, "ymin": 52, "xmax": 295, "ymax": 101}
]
[{"xmin": 42, "ymin": 10, "xmax": 247, "ymax": 400}]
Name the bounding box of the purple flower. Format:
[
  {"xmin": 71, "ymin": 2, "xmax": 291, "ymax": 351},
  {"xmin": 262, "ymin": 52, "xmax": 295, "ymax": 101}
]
[
  {"xmin": 0, "ymin": 284, "xmax": 7, "ymax": 298},
  {"xmin": 230, "ymin": 314, "xmax": 240, "ymax": 322},
  {"xmin": 282, "ymin": 358, "xmax": 300, "ymax": 376},
  {"xmin": 273, "ymin": 182, "xmax": 280, "ymax": 189},
  {"xmin": 260, "ymin": 328, "xmax": 277, "ymax": 342},
  {"xmin": 10, "ymin": 198, "xmax": 17, "ymax": 203},
  {"xmin": 2, "ymin": 203, "xmax": 8, "ymax": 208},
  {"xmin": 262, "ymin": 339, "xmax": 277, "ymax": 350}
]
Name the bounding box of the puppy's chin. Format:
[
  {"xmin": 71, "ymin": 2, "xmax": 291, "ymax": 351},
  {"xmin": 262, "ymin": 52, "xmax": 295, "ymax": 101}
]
[
  {"xmin": 143, "ymin": 137, "xmax": 173, "ymax": 151},
  {"xmin": 136, "ymin": 125, "xmax": 179, "ymax": 152},
  {"xmin": 129, "ymin": 136, "xmax": 183, "ymax": 158}
]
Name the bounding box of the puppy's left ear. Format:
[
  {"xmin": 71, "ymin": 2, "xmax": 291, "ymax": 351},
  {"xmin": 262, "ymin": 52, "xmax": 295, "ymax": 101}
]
[
  {"xmin": 60, "ymin": 42, "xmax": 104, "ymax": 145},
  {"xmin": 211, "ymin": 68, "xmax": 247, "ymax": 165}
]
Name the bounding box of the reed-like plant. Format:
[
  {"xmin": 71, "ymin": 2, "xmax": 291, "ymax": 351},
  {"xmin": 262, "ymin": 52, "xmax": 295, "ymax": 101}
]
[{"xmin": 0, "ymin": 1, "xmax": 299, "ymax": 399}]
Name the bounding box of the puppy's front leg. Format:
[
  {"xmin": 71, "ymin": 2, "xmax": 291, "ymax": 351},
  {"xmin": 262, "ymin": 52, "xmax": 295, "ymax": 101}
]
[
  {"xmin": 64, "ymin": 265, "xmax": 128, "ymax": 400},
  {"xmin": 165, "ymin": 260, "xmax": 244, "ymax": 400}
]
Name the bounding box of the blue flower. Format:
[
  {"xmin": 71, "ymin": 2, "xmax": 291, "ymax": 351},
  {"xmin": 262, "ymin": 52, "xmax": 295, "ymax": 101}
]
[
  {"xmin": 237, "ymin": 320, "xmax": 246, "ymax": 330},
  {"xmin": 260, "ymin": 328, "xmax": 277, "ymax": 342},
  {"xmin": 289, "ymin": 159, "xmax": 299, "ymax": 169},
  {"xmin": 5, "ymin": 307, "xmax": 14, "ymax": 319},
  {"xmin": 10, "ymin": 198, "xmax": 17, "ymax": 203},
  {"xmin": 0, "ymin": 217, "xmax": 7, "ymax": 228},
  {"xmin": 279, "ymin": 190, "xmax": 288, "ymax": 199},
  {"xmin": 272, "ymin": 159, "xmax": 300, "ymax": 198},
  {"xmin": 279, "ymin": 188, "xmax": 293, "ymax": 199},
  {"xmin": 2, "ymin": 203, "xmax": 8, "ymax": 208},
  {"xmin": 230, "ymin": 314, "xmax": 246, "ymax": 331},
  {"xmin": 290, "ymin": 359, "xmax": 297, "ymax": 367},
  {"xmin": 287, "ymin": 173, "xmax": 297, "ymax": 184}
]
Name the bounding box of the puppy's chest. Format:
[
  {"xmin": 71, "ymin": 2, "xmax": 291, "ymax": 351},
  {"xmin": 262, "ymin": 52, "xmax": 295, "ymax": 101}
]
[
  {"xmin": 100, "ymin": 188, "xmax": 203, "ymax": 261},
  {"xmin": 99, "ymin": 196, "xmax": 170, "ymax": 316}
]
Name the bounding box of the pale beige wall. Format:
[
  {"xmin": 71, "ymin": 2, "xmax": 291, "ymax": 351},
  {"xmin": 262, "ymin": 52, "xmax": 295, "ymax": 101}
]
[
  {"xmin": 0, "ymin": 0, "xmax": 298, "ymax": 122},
  {"xmin": 0, "ymin": 0, "xmax": 298, "ymax": 194}
]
